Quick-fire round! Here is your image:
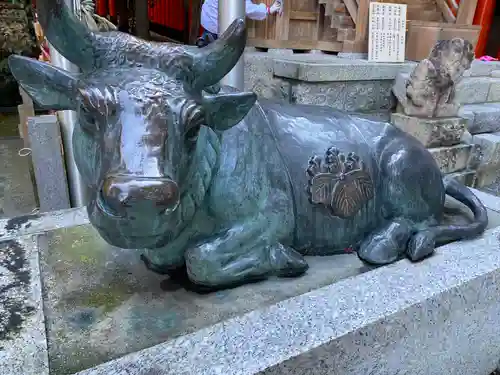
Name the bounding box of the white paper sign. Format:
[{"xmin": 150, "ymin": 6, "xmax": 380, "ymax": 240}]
[{"xmin": 368, "ymin": 2, "xmax": 407, "ymax": 63}]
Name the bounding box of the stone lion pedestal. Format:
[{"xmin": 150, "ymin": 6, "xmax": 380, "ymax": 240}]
[{"xmin": 391, "ymin": 38, "xmax": 478, "ymax": 186}]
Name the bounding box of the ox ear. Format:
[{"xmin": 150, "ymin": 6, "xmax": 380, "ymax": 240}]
[
  {"xmin": 8, "ymin": 55, "xmax": 78, "ymax": 110},
  {"xmin": 202, "ymin": 92, "xmax": 257, "ymax": 131}
]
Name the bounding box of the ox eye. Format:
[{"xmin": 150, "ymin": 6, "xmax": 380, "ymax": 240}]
[
  {"xmin": 181, "ymin": 100, "xmax": 204, "ymax": 145},
  {"xmin": 80, "ymin": 107, "xmax": 99, "ymax": 132},
  {"xmin": 185, "ymin": 125, "xmax": 201, "ymax": 143}
]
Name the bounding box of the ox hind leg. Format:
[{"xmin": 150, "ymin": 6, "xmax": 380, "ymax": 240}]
[
  {"xmin": 358, "ymin": 139, "xmax": 444, "ymax": 265},
  {"xmin": 183, "ymin": 212, "xmax": 308, "ymax": 292},
  {"xmin": 357, "ymin": 218, "xmax": 415, "ymax": 264}
]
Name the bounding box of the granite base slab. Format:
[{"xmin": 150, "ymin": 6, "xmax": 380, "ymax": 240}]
[
  {"xmin": 37, "ymin": 224, "xmax": 369, "ymax": 375},
  {"xmin": 1, "ymin": 190, "xmax": 500, "ymax": 374},
  {"xmin": 75, "ymin": 226, "xmax": 500, "ymax": 375}
]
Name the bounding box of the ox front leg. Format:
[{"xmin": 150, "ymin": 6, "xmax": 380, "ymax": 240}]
[
  {"xmin": 357, "ymin": 218, "xmax": 413, "ymax": 265},
  {"xmin": 184, "ymin": 214, "xmax": 308, "ymax": 291}
]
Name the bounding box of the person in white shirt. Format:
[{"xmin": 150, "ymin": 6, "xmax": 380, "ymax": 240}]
[{"xmin": 197, "ymin": 0, "xmax": 282, "ymax": 47}]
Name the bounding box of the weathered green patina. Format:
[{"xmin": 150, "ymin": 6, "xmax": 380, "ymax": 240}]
[{"xmin": 8, "ymin": 0, "xmax": 488, "ymax": 292}]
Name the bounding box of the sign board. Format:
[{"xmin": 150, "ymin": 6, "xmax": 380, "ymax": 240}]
[{"xmin": 368, "ymin": 2, "xmax": 407, "ymax": 63}]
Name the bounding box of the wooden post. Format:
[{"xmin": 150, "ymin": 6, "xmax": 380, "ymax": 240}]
[
  {"xmin": 189, "ymin": 0, "xmax": 203, "ymax": 44},
  {"xmin": 117, "ymin": 0, "xmax": 130, "ymax": 33},
  {"xmin": 456, "ymin": 0, "xmax": 479, "ymax": 25},
  {"xmin": 134, "ymin": 0, "xmax": 150, "ymax": 40}
]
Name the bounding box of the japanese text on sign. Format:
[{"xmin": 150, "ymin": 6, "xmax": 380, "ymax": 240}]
[{"xmin": 368, "ymin": 2, "xmax": 407, "ymax": 63}]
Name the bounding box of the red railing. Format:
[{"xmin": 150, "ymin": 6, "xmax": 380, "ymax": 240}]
[
  {"xmin": 96, "ymin": 0, "xmax": 189, "ymax": 31},
  {"xmin": 438, "ymin": 0, "xmax": 497, "ymax": 57},
  {"xmin": 472, "ymin": 0, "xmax": 497, "ymax": 57}
]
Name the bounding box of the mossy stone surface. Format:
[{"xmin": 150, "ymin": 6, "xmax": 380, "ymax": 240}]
[{"xmin": 38, "ymin": 223, "xmax": 367, "ymax": 374}]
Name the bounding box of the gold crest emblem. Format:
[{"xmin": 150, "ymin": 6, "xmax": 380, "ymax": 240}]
[{"xmin": 306, "ymin": 147, "xmax": 374, "ymax": 219}]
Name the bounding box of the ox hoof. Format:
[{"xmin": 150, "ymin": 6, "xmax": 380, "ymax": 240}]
[
  {"xmin": 140, "ymin": 254, "xmax": 172, "ymax": 275},
  {"xmin": 357, "ymin": 219, "xmax": 412, "ymax": 265},
  {"xmin": 407, "ymin": 231, "xmax": 435, "ymax": 262},
  {"xmin": 357, "ymin": 241, "xmax": 401, "ymax": 265},
  {"xmin": 269, "ymin": 244, "xmax": 309, "ymax": 278}
]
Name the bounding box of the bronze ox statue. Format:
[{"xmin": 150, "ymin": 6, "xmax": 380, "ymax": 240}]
[{"xmin": 8, "ymin": 0, "xmax": 488, "ymax": 293}]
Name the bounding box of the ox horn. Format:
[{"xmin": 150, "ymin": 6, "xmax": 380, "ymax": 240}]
[
  {"xmin": 186, "ymin": 19, "xmax": 247, "ymax": 90},
  {"xmin": 36, "ymin": 0, "xmax": 97, "ymax": 71}
]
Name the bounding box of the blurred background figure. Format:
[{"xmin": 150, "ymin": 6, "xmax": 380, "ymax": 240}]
[{"xmin": 197, "ymin": 0, "xmax": 283, "ymax": 47}]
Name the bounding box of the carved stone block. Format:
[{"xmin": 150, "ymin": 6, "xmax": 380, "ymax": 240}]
[
  {"xmin": 428, "ymin": 144, "xmax": 472, "ymax": 174},
  {"xmin": 390, "ymin": 113, "xmax": 466, "ymax": 147},
  {"xmin": 293, "ymin": 80, "xmax": 395, "ymax": 112},
  {"xmin": 392, "ymin": 38, "xmax": 474, "ymax": 118}
]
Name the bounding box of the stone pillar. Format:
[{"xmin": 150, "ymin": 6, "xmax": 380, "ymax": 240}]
[
  {"xmin": 49, "ymin": 0, "xmax": 90, "ymax": 207},
  {"xmin": 27, "ymin": 115, "xmax": 71, "ymax": 212},
  {"xmin": 218, "ymin": 0, "xmax": 245, "ymax": 90}
]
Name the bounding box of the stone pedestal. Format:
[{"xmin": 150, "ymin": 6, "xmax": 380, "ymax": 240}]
[
  {"xmin": 391, "ymin": 113, "xmax": 466, "ymax": 148},
  {"xmin": 2, "ymin": 194, "xmax": 500, "ymax": 374},
  {"xmin": 390, "ymin": 113, "xmax": 478, "ymax": 186}
]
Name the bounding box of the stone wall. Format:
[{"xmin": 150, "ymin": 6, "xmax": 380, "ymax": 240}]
[
  {"xmin": 244, "ymin": 51, "xmax": 500, "ymax": 190},
  {"xmin": 244, "ymin": 49, "xmax": 416, "ymax": 118}
]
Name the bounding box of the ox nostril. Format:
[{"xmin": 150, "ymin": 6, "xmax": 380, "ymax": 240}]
[
  {"xmin": 99, "ymin": 178, "xmax": 128, "ymax": 217},
  {"xmin": 140, "ymin": 180, "xmax": 180, "ymax": 212},
  {"xmin": 99, "ymin": 176, "xmax": 180, "ymax": 216}
]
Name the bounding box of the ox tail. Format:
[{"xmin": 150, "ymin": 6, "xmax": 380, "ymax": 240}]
[
  {"xmin": 408, "ymin": 178, "xmax": 488, "ymax": 261},
  {"xmin": 436, "ymin": 177, "xmax": 488, "ymax": 243}
]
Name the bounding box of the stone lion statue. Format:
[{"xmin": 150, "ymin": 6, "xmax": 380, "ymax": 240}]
[{"xmin": 394, "ymin": 38, "xmax": 474, "ymax": 118}]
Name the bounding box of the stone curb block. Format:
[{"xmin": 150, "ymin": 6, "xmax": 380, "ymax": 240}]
[
  {"xmin": 455, "ymin": 77, "xmax": 496, "ymax": 105},
  {"xmin": 459, "ymin": 103, "xmax": 500, "ymax": 134},
  {"xmin": 472, "ymin": 132, "xmax": 500, "ymax": 169},
  {"xmin": 488, "ymin": 79, "xmax": 500, "ymax": 102},
  {"xmin": 0, "ymin": 236, "xmax": 49, "ymax": 375},
  {"xmin": 469, "ymin": 60, "xmax": 500, "ymax": 77},
  {"xmin": 273, "ymin": 57, "xmax": 416, "ymax": 82}
]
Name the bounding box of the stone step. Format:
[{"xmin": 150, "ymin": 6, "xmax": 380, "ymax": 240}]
[
  {"xmin": 475, "ymin": 167, "xmax": 500, "ymax": 188},
  {"xmin": 455, "ymin": 77, "xmax": 500, "ymax": 104},
  {"xmin": 275, "ymin": 57, "xmax": 415, "ymax": 82},
  {"xmin": 394, "ymin": 72, "xmax": 500, "ymax": 105},
  {"xmin": 471, "ymin": 132, "xmax": 500, "ymax": 169},
  {"xmin": 428, "ymin": 144, "xmax": 472, "ymax": 174},
  {"xmin": 459, "ymin": 103, "xmax": 500, "ymax": 135},
  {"xmin": 466, "ymin": 60, "xmax": 500, "ymax": 77},
  {"xmin": 447, "ymin": 170, "xmax": 477, "ymax": 187}
]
